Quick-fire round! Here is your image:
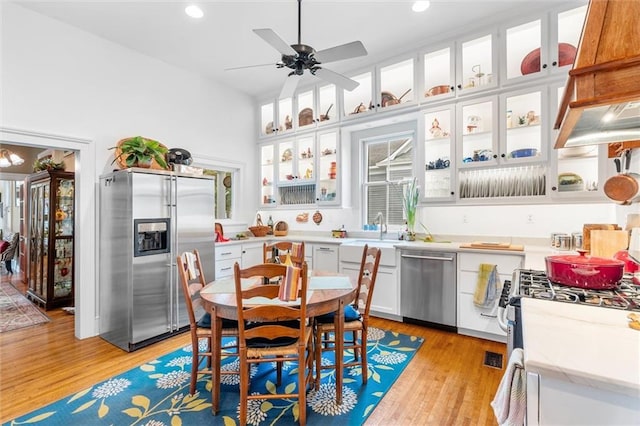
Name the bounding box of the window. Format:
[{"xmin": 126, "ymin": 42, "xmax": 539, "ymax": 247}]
[
  {"xmin": 363, "ymin": 132, "xmax": 415, "ymax": 229},
  {"xmin": 202, "ymin": 169, "xmax": 233, "ymax": 219}
]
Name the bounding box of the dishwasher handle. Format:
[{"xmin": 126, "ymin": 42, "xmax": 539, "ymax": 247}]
[{"xmin": 401, "ymin": 254, "xmax": 455, "ymax": 262}]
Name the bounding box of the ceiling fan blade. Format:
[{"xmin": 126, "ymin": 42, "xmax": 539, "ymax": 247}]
[
  {"xmin": 279, "ymin": 75, "xmax": 300, "ymax": 100},
  {"xmin": 225, "ymin": 63, "xmax": 278, "ymax": 71},
  {"xmin": 253, "ymin": 28, "xmax": 297, "ymax": 56},
  {"xmin": 314, "ymin": 41, "xmax": 368, "ymax": 64},
  {"xmin": 314, "ymin": 68, "xmax": 360, "ymax": 92}
]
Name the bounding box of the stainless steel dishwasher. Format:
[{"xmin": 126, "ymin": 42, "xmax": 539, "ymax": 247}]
[{"xmin": 401, "ymin": 250, "xmax": 457, "ymax": 332}]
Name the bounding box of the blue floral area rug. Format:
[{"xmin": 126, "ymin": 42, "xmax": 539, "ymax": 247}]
[{"xmin": 5, "ymin": 327, "xmax": 423, "ymax": 425}]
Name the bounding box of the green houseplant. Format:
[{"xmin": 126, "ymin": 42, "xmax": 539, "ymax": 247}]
[
  {"xmin": 110, "ymin": 136, "xmax": 168, "ymax": 169},
  {"xmin": 402, "ymin": 177, "xmax": 419, "ymax": 241}
]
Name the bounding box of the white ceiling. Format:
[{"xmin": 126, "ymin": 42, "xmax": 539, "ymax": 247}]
[{"xmin": 13, "ymin": 0, "xmax": 574, "ymax": 100}]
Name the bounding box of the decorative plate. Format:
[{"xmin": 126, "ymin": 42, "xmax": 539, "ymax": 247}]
[{"xmin": 312, "ymin": 210, "xmax": 323, "ymax": 225}]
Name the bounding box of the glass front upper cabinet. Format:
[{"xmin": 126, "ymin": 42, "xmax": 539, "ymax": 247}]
[
  {"xmin": 342, "ymin": 70, "xmax": 374, "ymax": 119},
  {"xmin": 457, "ymin": 96, "xmax": 497, "ymax": 168},
  {"xmin": 457, "ymin": 32, "xmax": 498, "ymax": 95},
  {"xmin": 259, "ymin": 97, "xmax": 294, "ymax": 137},
  {"xmin": 378, "ymin": 57, "xmax": 415, "ymax": 111},
  {"xmin": 423, "ymin": 105, "xmax": 455, "ymax": 200},
  {"xmin": 295, "ymin": 84, "xmax": 337, "ymax": 130},
  {"xmin": 316, "ymin": 131, "xmax": 339, "ymax": 204},
  {"xmin": 502, "ymin": 4, "xmax": 587, "ymax": 84},
  {"xmin": 422, "ymin": 43, "xmax": 456, "ymax": 103},
  {"xmin": 501, "ymin": 87, "xmax": 545, "ymax": 163},
  {"xmin": 550, "ymin": 82, "xmax": 602, "ymax": 198},
  {"xmin": 260, "ymin": 144, "xmax": 276, "ymax": 207}
]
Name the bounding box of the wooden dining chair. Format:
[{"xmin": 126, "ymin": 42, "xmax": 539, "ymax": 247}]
[
  {"xmin": 263, "ymin": 241, "xmax": 305, "ymax": 266},
  {"xmin": 233, "ymin": 261, "xmax": 314, "ymax": 426},
  {"xmin": 314, "ymin": 244, "xmax": 381, "ymax": 388},
  {"xmin": 177, "ymin": 249, "xmax": 238, "ymax": 396}
]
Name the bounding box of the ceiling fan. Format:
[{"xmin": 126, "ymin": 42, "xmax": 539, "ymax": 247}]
[{"xmin": 230, "ymin": 0, "xmax": 368, "ymax": 99}]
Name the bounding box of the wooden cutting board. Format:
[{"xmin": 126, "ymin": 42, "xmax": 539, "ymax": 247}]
[
  {"xmin": 459, "ymin": 242, "xmax": 524, "ymax": 251},
  {"xmin": 590, "ymin": 230, "xmax": 629, "ymax": 258},
  {"xmin": 583, "ymin": 223, "xmax": 620, "ymax": 252}
]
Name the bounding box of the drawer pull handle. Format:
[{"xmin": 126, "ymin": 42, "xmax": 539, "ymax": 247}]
[
  {"xmin": 220, "ymin": 252, "xmax": 232, "ymax": 256},
  {"xmin": 480, "ymin": 313, "xmax": 497, "ymax": 318},
  {"xmin": 220, "ymin": 266, "xmax": 232, "ymax": 271}
]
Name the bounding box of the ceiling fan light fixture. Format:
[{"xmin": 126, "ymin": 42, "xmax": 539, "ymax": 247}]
[
  {"xmin": 185, "ymin": 5, "xmax": 204, "ymax": 19},
  {"xmin": 412, "ymin": 1, "xmax": 431, "ymax": 12}
]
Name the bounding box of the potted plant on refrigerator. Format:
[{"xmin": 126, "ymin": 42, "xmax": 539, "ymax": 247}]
[
  {"xmin": 110, "ymin": 136, "xmax": 168, "ymax": 169},
  {"xmin": 403, "ymin": 177, "xmax": 419, "ymax": 241}
]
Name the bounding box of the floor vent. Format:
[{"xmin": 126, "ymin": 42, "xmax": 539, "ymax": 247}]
[{"xmin": 483, "ymin": 351, "xmax": 503, "ymax": 369}]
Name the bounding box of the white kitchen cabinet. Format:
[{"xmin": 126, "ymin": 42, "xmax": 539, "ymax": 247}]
[
  {"xmin": 341, "ymin": 54, "xmax": 416, "ymax": 120},
  {"xmin": 313, "ymin": 243, "xmax": 339, "ymax": 273},
  {"xmin": 420, "ymin": 41, "xmax": 456, "ymax": 103},
  {"xmin": 259, "ymin": 130, "xmax": 340, "ymax": 207},
  {"xmin": 259, "ymin": 97, "xmax": 294, "ymax": 138},
  {"xmin": 295, "ymin": 84, "xmax": 338, "ymax": 130},
  {"xmin": 422, "ymin": 104, "xmax": 456, "ymax": 201},
  {"xmin": 500, "ymin": 4, "xmax": 587, "ymax": 85},
  {"xmin": 456, "ymin": 251, "xmax": 524, "ymax": 342},
  {"xmin": 339, "ymin": 244, "xmax": 400, "ymax": 319},
  {"xmin": 548, "ymin": 81, "xmax": 608, "ymax": 201},
  {"xmin": 500, "ymin": 86, "xmax": 547, "ymax": 163},
  {"xmin": 214, "ymin": 244, "xmax": 242, "ymax": 279},
  {"xmin": 241, "ymin": 242, "xmax": 263, "ymax": 269},
  {"xmin": 457, "ymin": 95, "xmax": 498, "ymax": 168},
  {"xmin": 456, "ymin": 30, "xmax": 499, "ymax": 95}
]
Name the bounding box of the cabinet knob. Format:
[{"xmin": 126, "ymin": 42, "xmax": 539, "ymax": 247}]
[
  {"xmin": 450, "ymin": 191, "xmax": 455, "ymax": 196},
  {"xmin": 493, "ymin": 154, "xmax": 499, "ymax": 159},
  {"xmin": 542, "ymin": 63, "xmax": 548, "ymax": 69},
  {"xmin": 552, "ymin": 61, "xmax": 558, "ymax": 66},
  {"xmin": 457, "ymin": 84, "xmax": 462, "ymax": 89},
  {"xmin": 450, "ymin": 86, "xmax": 455, "ymax": 91},
  {"xmin": 500, "ymin": 153, "xmax": 505, "ymax": 158},
  {"xmin": 551, "ymin": 186, "xmax": 557, "ymax": 191}
]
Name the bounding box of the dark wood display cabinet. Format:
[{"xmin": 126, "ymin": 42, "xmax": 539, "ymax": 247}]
[{"xmin": 26, "ymin": 170, "xmax": 75, "ymax": 310}]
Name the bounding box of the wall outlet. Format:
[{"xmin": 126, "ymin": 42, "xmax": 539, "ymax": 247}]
[
  {"xmin": 463, "ymin": 214, "xmax": 468, "ymax": 223},
  {"xmin": 527, "ymin": 214, "xmax": 534, "ymax": 224}
]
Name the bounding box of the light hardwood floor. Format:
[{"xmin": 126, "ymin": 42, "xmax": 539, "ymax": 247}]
[{"xmin": 0, "ymin": 272, "xmax": 505, "ymax": 425}]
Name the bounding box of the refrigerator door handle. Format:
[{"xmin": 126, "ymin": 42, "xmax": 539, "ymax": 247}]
[{"xmin": 169, "ymin": 175, "xmax": 178, "ymax": 331}]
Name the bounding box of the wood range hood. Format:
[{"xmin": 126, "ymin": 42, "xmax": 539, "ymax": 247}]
[{"xmin": 554, "ymin": 0, "xmax": 640, "ymax": 149}]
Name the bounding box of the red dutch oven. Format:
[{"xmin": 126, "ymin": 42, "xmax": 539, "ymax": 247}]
[{"xmin": 545, "ymin": 251, "xmax": 625, "ymax": 289}]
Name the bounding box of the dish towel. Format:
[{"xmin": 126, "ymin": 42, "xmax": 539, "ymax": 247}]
[
  {"xmin": 181, "ymin": 252, "xmax": 198, "ymax": 280},
  {"xmin": 491, "ymin": 348, "xmax": 526, "ymax": 426},
  {"xmin": 473, "ymin": 263, "xmax": 499, "ymax": 307},
  {"xmin": 278, "ymin": 265, "xmax": 301, "ymax": 301},
  {"xmin": 291, "ymin": 242, "xmax": 303, "ymax": 260}
]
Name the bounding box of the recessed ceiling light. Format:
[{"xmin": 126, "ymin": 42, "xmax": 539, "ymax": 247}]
[
  {"xmin": 185, "ymin": 5, "xmax": 204, "ymax": 19},
  {"xmin": 412, "ymin": 1, "xmax": 431, "ymax": 12}
]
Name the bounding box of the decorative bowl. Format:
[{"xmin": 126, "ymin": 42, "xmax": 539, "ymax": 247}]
[{"xmin": 520, "ymin": 43, "xmax": 577, "ymax": 75}]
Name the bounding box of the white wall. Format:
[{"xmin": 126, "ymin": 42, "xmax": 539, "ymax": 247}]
[{"xmin": 1, "ymin": 3, "xmax": 258, "ymax": 338}]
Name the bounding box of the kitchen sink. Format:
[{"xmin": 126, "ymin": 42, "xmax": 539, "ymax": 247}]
[
  {"xmin": 346, "ymin": 239, "xmax": 399, "ymax": 248},
  {"xmin": 340, "ymin": 239, "xmax": 398, "ymax": 266}
]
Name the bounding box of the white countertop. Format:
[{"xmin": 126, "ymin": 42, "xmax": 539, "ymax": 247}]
[
  {"xmin": 521, "ymin": 297, "xmax": 640, "ymax": 398},
  {"xmin": 217, "ymin": 234, "xmax": 555, "ymax": 269}
]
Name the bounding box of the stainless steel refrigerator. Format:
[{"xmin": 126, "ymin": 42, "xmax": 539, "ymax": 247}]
[{"xmin": 99, "ymin": 169, "xmax": 214, "ymax": 351}]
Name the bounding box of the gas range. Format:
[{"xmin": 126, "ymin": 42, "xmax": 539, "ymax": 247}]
[{"xmin": 505, "ymin": 269, "xmax": 640, "ymax": 312}]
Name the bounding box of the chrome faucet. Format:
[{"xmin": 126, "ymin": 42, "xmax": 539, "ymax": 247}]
[{"xmin": 375, "ymin": 211, "xmax": 387, "ymax": 240}]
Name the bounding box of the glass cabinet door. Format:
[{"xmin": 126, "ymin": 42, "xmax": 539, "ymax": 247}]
[
  {"xmin": 296, "ymin": 89, "xmax": 315, "ymax": 130},
  {"xmin": 342, "ymin": 70, "xmax": 373, "ymax": 118},
  {"xmin": 502, "ymin": 88, "xmax": 544, "ymax": 162},
  {"xmin": 277, "ymin": 140, "xmax": 294, "ymax": 182},
  {"xmin": 278, "ymin": 98, "xmax": 293, "ymax": 135},
  {"xmin": 53, "ymin": 176, "xmax": 73, "ymax": 300},
  {"xmin": 317, "ymin": 84, "xmax": 337, "ymax": 124},
  {"xmin": 317, "ymin": 131, "xmax": 338, "ymax": 204},
  {"xmin": 260, "ymin": 101, "xmax": 276, "ymax": 136},
  {"xmin": 422, "ymin": 44, "xmax": 455, "ymax": 102},
  {"xmin": 552, "ymin": 5, "xmax": 587, "ymax": 75},
  {"xmin": 504, "ymin": 18, "xmax": 543, "ymax": 81},
  {"xmin": 457, "ymin": 32, "xmax": 497, "ymax": 94},
  {"xmin": 550, "ymin": 83, "xmax": 602, "ymax": 198},
  {"xmin": 260, "ymin": 144, "xmax": 276, "ymax": 206},
  {"xmin": 378, "ymin": 57, "xmax": 415, "ymax": 110},
  {"xmin": 296, "ymin": 135, "xmax": 315, "ymax": 183},
  {"xmin": 423, "ymin": 106, "xmax": 455, "ymax": 200},
  {"xmin": 458, "ymin": 96, "xmax": 497, "ymax": 167}
]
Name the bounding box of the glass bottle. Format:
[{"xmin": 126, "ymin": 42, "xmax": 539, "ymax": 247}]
[{"xmin": 267, "ymin": 215, "xmax": 274, "ymax": 235}]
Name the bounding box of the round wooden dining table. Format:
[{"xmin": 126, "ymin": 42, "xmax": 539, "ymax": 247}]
[{"xmin": 200, "ymin": 271, "xmax": 357, "ymax": 413}]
